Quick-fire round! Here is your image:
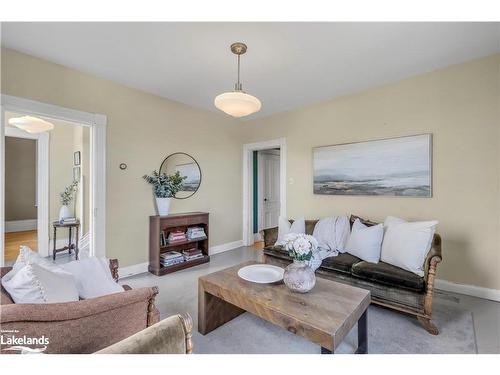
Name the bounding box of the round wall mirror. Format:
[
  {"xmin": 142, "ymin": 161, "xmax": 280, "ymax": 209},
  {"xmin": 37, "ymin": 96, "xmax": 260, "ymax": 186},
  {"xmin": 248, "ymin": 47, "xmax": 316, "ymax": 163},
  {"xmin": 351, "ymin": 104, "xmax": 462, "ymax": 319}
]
[{"xmin": 159, "ymin": 152, "xmax": 201, "ymax": 199}]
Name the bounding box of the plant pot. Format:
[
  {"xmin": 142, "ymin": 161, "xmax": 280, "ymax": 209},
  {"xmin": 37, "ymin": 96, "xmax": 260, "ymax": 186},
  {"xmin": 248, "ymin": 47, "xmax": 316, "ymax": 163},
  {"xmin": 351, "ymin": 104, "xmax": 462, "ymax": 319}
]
[
  {"xmin": 155, "ymin": 197, "xmax": 171, "ymax": 216},
  {"xmin": 59, "ymin": 205, "xmax": 72, "ymax": 221},
  {"xmin": 283, "ymin": 260, "xmax": 316, "ymax": 293}
]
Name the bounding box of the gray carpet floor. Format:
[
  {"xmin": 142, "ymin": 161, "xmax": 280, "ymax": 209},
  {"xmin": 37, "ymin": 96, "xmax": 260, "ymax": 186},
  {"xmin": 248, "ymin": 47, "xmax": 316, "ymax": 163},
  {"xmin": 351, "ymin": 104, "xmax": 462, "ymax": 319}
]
[
  {"xmin": 192, "ymin": 298, "xmax": 476, "ymax": 354},
  {"xmin": 120, "ymin": 248, "xmax": 478, "ymax": 354}
]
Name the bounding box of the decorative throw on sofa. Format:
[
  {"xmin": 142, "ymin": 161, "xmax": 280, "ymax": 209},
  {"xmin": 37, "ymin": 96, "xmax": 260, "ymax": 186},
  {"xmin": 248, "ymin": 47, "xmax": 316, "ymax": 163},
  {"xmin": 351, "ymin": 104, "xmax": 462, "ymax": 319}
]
[{"xmin": 312, "ymin": 215, "xmax": 350, "ymax": 259}]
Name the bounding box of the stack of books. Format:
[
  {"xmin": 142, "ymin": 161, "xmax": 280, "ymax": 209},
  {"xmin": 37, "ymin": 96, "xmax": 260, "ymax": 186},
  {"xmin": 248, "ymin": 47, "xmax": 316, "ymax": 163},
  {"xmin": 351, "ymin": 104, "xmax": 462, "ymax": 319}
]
[
  {"xmin": 182, "ymin": 248, "xmax": 204, "ymax": 261},
  {"xmin": 160, "ymin": 251, "xmax": 184, "ymax": 267},
  {"xmin": 60, "ymin": 217, "xmax": 78, "ymax": 224},
  {"xmin": 186, "ymin": 227, "xmax": 207, "ymax": 240},
  {"xmin": 167, "ymin": 231, "xmax": 187, "ymax": 243}
]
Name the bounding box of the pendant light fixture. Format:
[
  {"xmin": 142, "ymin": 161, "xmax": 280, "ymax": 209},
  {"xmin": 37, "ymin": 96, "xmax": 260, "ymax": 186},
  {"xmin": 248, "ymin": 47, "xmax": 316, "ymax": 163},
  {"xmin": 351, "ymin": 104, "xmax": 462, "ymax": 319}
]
[
  {"xmin": 214, "ymin": 42, "xmax": 261, "ymax": 118},
  {"xmin": 8, "ymin": 115, "xmax": 54, "ymax": 133}
]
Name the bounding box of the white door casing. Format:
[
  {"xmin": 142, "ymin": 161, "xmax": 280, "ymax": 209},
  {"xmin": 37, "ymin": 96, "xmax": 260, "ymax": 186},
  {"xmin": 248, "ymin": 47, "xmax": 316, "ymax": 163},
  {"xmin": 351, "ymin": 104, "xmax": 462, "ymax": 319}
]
[
  {"xmin": 242, "ymin": 138, "xmax": 286, "ymax": 247},
  {"xmin": 0, "ymin": 94, "xmax": 107, "ymax": 265},
  {"xmin": 259, "ymin": 150, "xmax": 280, "ymax": 230}
]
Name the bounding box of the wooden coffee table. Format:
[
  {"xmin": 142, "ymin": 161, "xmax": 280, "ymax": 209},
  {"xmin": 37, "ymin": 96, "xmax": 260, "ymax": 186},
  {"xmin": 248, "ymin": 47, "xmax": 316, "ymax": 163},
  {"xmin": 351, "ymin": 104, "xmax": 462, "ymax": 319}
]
[{"xmin": 198, "ymin": 261, "xmax": 371, "ymax": 354}]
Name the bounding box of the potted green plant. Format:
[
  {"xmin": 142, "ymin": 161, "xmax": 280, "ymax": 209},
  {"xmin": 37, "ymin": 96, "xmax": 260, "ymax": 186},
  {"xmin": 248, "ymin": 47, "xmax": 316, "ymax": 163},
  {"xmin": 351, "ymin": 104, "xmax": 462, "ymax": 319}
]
[
  {"xmin": 143, "ymin": 170, "xmax": 186, "ymax": 216},
  {"xmin": 59, "ymin": 180, "xmax": 78, "ymax": 221}
]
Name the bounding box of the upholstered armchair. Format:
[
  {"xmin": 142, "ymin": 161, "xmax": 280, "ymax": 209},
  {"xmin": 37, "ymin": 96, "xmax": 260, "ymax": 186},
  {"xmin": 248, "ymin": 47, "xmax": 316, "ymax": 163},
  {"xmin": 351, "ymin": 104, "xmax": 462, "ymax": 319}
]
[{"xmin": 0, "ymin": 259, "xmax": 161, "ymax": 354}]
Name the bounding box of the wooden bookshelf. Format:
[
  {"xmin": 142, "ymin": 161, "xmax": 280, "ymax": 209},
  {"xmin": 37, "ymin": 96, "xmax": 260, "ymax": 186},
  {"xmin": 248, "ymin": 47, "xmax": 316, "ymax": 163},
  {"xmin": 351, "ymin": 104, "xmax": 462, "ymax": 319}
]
[{"xmin": 149, "ymin": 212, "xmax": 209, "ymax": 276}]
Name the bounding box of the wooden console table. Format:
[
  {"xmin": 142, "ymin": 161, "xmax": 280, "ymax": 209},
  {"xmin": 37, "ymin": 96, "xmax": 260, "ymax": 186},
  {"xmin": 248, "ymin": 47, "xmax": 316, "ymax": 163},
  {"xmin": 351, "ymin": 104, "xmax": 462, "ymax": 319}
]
[
  {"xmin": 149, "ymin": 212, "xmax": 209, "ymax": 276},
  {"xmin": 52, "ymin": 220, "xmax": 80, "ymax": 260}
]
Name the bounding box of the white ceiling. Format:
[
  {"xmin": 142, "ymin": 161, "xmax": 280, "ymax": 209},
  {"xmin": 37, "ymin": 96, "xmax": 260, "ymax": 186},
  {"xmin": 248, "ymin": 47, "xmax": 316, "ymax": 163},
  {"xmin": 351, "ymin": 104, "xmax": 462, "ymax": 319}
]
[{"xmin": 2, "ymin": 22, "xmax": 499, "ymax": 119}]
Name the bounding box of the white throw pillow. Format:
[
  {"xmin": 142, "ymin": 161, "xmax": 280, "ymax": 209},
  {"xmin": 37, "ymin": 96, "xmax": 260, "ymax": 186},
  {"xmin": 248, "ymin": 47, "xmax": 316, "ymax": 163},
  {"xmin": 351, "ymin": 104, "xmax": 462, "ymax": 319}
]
[
  {"xmin": 381, "ymin": 216, "xmax": 438, "ymax": 276},
  {"xmin": 275, "ymin": 216, "xmax": 305, "ymax": 245},
  {"xmin": 60, "ymin": 257, "xmax": 123, "ymax": 299},
  {"xmin": 2, "ymin": 263, "xmax": 79, "ymax": 304},
  {"xmin": 3, "ymin": 246, "xmax": 68, "ymax": 282},
  {"xmin": 345, "ymin": 219, "xmax": 384, "ymax": 263},
  {"xmin": 312, "ymin": 216, "xmax": 350, "ymax": 255}
]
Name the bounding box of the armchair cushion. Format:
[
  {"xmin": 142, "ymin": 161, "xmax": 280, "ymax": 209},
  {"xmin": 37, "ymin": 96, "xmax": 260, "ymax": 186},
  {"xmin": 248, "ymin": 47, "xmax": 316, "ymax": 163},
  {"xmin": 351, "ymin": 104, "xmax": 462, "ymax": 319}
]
[{"xmin": 352, "ymin": 261, "xmax": 425, "ymax": 292}]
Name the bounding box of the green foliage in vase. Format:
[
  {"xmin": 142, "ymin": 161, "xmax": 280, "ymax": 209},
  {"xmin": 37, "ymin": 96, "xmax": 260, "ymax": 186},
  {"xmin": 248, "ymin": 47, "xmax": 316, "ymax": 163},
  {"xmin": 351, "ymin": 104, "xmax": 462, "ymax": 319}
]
[
  {"xmin": 60, "ymin": 180, "xmax": 79, "ymax": 205},
  {"xmin": 142, "ymin": 170, "xmax": 187, "ymax": 198}
]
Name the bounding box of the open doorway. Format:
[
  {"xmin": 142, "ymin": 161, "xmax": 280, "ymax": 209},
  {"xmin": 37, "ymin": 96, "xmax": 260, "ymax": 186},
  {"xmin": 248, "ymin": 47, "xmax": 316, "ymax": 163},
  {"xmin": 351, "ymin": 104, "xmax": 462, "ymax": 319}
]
[
  {"xmin": 4, "ymin": 135, "xmax": 38, "ymax": 260},
  {"xmin": 243, "ymin": 138, "xmax": 286, "ymax": 247},
  {"xmin": 1, "ymin": 94, "xmax": 107, "ymax": 266},
  {"xmin": 252, "ymin": 148, "xmax": 281, "ymax": 248},
  {"xmin": 3, "ymin": 111, "xmax": 91, "ymax": 263}
]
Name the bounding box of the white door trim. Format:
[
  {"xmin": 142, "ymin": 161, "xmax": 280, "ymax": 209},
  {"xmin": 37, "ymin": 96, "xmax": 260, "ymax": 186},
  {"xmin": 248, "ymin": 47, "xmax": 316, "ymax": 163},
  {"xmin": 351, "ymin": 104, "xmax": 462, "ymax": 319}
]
[
  {"xmin": 4, "ymin": 126, "xmax": 50, "ymax": 257},
  {"xmin": 242, "ymin": 138, "xmax": 286, "ymax": 246},
  {"xmin": 0, "ymin": 94, "xmax": 107, "ymax": 265}
]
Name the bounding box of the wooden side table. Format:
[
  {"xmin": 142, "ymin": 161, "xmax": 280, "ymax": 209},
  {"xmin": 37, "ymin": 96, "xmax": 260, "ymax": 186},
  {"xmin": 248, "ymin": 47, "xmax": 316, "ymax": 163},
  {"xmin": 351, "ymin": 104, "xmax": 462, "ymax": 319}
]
[{"xmin": 52, "ymin": 220, "xmax": 80, "ymax": 260}]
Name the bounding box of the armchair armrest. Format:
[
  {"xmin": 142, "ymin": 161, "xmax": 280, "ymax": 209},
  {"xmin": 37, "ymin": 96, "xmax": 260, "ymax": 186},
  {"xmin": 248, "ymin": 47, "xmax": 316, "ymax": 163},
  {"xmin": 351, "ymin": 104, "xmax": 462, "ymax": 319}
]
[
  {"xmin": 96, "ymin": 313, "xmax": 193, "ymax": 354},
  {"xmin": 262, "ymin": 226, "xmax": 279, "ymax": 247},
  {"xmin": 0, "ymin": 287, "xmax": 158, "ymax": 323}
]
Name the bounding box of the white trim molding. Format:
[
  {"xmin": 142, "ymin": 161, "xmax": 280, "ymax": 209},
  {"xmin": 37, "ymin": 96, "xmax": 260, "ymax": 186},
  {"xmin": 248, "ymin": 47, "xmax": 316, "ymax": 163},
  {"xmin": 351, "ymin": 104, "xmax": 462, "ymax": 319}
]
[
  {"xmin": 435, "ymin": 279, "xmax": 500, "ymax": 302},
  {"xmin": 5, "ymin": 219, "xmax": 37, "ymax": 233},
  {"xmin": 209, "ymin": 240, "xmax": 244, "ymax": 255},
  {"xmin": 0, "ymin": 94, "xmax": 107, "ymax": 265},
  {"xmin": 242, "ymin": 138, "xmax": 287, "ymax": 247}
]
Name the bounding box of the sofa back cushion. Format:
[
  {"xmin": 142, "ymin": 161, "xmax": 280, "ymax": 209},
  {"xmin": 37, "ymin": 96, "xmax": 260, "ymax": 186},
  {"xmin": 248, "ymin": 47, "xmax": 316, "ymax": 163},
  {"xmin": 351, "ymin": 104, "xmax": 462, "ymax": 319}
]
[
  {"xmin": 349, "ymin": 215, "xmax": 379, "ymax": 228},
  {"xmin": 345, "ymin": 219, "xmax": 384, "ymax": 263}
]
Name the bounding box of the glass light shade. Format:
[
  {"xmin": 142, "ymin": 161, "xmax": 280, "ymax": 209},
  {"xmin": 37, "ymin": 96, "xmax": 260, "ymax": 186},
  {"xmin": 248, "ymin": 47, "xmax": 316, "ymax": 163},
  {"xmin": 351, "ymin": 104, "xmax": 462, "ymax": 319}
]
[
  {"xmin": 214, "ymin": 91, "xmax": 262, "ymax": 118},
  {"xmin": 8, "ymin": 116, "xmax": 54, "ymax": 133}
]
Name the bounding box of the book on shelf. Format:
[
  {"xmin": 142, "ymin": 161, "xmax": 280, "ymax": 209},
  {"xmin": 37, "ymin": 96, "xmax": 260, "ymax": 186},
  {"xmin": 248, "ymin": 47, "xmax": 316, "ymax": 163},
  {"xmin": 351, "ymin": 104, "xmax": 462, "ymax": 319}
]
[
  {"xmin": 182, "ymin": 247, "xmax": 204, "ymax": 261},
  {"xmin": 160, "ymin": 231, "xmax": 167, "ymax": 247},
  {"xmin": 186, "ymin": 226, "xmax": 207, "ymax": 240},
  {"xmin": 60, "ymin": 217, "xmax": 78, "ymax": 224},
  {"xmin": 160, "ymin": 251, "xmax": 185, "ymax": 267},
  {"xmin": 167, "ymin": 230, "xmax": 187, "ymax": 243}
]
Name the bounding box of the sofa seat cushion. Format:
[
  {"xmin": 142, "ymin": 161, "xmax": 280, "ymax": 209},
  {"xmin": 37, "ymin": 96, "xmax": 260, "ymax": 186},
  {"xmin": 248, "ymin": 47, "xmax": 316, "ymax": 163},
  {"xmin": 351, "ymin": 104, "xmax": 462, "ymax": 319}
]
[
  {"xmin": 320, "ymin": 253, "xmax": 362, "ymax": 274},
  {"xmin": 351, "ymin": 261, "xmax": 425, "ymax": 292}
]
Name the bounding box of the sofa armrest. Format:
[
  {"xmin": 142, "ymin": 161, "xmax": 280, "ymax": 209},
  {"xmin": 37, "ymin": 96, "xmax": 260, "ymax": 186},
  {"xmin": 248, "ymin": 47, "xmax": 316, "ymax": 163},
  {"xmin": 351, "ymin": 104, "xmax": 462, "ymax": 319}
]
[
  {"xmin": 424, "ymin": 233, "xmax": 442, "ymax": 282},
  {"xmin": 96, "ymin": 313, "xmax": 193, "ymax": 354},
  {"xmin": 0, "ymin": 287, "xmax": 158, "ymax": 324},
  {"xmin": 262, "ymin": 226, "xmax": 279, "ymax": 247}
]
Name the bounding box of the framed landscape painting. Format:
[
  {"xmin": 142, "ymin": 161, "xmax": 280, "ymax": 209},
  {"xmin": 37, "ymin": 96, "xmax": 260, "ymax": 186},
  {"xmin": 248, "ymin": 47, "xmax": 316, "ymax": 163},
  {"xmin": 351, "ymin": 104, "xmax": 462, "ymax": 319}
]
[{"xmin": 313, "ymin": 134, "xmax": 432, "ymax": 197}]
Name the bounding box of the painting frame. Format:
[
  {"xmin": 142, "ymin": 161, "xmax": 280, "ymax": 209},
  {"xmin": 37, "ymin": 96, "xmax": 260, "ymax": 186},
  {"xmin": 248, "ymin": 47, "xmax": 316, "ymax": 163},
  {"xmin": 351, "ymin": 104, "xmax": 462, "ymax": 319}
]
[{"xmin": 312, "ymin": 133, "xmax": 433, "ymax": 197}]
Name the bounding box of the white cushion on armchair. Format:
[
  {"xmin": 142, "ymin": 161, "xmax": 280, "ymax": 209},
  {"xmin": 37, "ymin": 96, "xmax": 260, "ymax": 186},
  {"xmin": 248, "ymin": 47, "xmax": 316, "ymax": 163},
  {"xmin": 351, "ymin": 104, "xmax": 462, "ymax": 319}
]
[{"xmin": 60, "ymin": 257, "xmax": 123, "ymax": 299}]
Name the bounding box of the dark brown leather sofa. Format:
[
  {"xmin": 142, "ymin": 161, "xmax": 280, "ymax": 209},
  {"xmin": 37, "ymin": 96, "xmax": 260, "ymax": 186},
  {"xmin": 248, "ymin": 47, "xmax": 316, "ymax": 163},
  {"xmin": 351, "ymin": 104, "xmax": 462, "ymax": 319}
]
[{"xmin": 262, "ymin": 215, "xmax": 443, "ymax": 335}]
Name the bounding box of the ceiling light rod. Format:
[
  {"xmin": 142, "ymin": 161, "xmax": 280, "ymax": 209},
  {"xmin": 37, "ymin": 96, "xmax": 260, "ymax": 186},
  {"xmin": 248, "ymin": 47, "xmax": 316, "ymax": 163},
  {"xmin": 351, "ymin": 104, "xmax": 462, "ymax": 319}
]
[{"xmin": 231, "ymin": 42, "xmax": 247, "ymax": 92}]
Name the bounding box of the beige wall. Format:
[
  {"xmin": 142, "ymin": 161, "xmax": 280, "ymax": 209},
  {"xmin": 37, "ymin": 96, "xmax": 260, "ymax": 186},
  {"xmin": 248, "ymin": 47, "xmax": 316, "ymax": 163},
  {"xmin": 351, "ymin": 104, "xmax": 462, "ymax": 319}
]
[
  {"xmin": 4, "ymin": 137, "xmax": 37, "ymax": 221},
  {"xmin": 240, "ymin": 54, "xmax": 500, "ymax": 290},
  {"xmin": 1, "ymin": 48, "xmax": 243, "ymax": 267}
]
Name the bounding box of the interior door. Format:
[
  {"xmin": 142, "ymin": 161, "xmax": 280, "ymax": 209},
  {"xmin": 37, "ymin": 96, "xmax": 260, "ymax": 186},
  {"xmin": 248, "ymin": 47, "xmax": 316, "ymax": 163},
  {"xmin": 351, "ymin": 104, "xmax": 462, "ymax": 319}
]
[{"xmin": 260, "ymin": 150, "xmax": 280, "ymax": 230}]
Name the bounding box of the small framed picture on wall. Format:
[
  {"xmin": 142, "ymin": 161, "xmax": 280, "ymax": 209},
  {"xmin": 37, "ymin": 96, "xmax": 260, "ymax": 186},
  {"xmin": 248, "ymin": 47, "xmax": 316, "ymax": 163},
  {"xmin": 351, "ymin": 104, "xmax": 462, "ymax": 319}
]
[
  {"xmin": 74, "ymin": 151, "xmax": 81, "ymax": 166},
  {"xmin": 73, "ymin": 167, "xmax": 81, "ymax": 182}
]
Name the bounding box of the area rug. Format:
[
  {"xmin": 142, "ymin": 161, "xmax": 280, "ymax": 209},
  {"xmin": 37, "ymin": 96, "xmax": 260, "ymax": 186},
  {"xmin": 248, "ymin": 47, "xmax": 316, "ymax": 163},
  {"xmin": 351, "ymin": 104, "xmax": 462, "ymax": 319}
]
[{"xmin": 192, "ymin": 298, "xmax": 477, "ymax": 354}]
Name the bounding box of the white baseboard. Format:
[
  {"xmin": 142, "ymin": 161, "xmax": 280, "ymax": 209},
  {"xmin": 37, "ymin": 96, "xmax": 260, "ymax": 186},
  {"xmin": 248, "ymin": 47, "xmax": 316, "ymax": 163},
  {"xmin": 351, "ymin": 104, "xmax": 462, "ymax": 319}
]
[
  {"xmin": 209, "ymin": 240, "xmax": 244, "ymax": 255},
  {"xmin": 5, "ymin": 219, "xmax": 37, "ymax": 233},
  {"xmin": 435, "ymin": 279, "xmax": 500, "ymax": 302},
  {"xmin": 119, "ymin": 262, "xmax": 149, "ymax": 278},
  {"xmin": 118, "ymin": 240, "xmax": 245, "ymax": 278}
]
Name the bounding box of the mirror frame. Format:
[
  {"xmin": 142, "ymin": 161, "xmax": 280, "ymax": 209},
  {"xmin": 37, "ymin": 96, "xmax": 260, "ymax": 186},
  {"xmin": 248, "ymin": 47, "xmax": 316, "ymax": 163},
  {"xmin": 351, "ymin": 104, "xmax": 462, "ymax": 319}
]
[{"xmin": 159, "ymin": 152, "xmax": 202, "ymax": 199}]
